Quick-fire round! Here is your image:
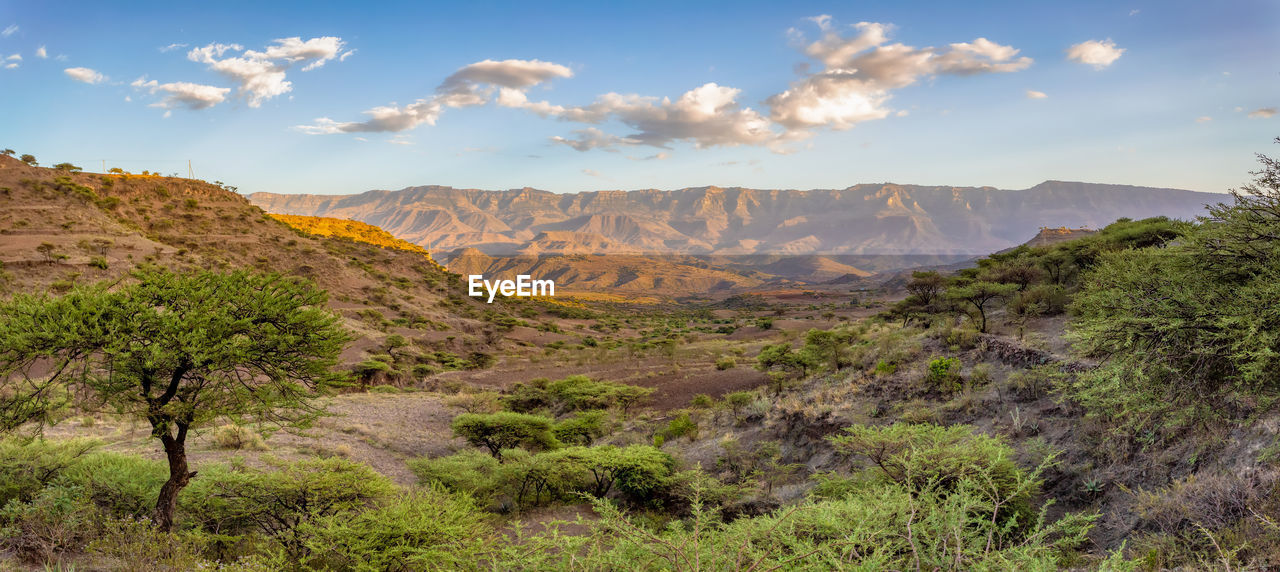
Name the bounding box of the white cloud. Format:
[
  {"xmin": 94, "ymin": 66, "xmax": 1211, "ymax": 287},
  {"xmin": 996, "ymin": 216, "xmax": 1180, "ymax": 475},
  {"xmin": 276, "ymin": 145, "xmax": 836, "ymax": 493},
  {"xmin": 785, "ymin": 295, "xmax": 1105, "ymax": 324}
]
[
  {"xmin": 3, "ymin": 63, "xmax": 15, "ymax": 70},
  {"xmin": 1196, "ymin": 116, "xmax": 1212, "ymax": 123},
  {"xmin": 440, "ymin": 59, "xmax": 572, "ymax": 93},
  {"xmin": 159, "ymin": 43, "xmax": 188, "ymax": 53},
  {"xmin": 1026, "ymin": 90, "xmax": 1048, "ymax": 99},
  {"xmin": 551, "ymin": 127, "xmax": 640, "ymax": 151},
  {"xmin": 35, "ymin": 46, "xmax": 46, "ymax": 59},
  {"xmin": 186, "ymin": 36, "xmax": 346, "ymax": 107},
  {"xmin": 64, "ymin": 67, "xmax": 106, "ymax": 84},
  {"xmin": 550, "ymin": 83, "xmax": 778, "ymax": 150},
  {"xmin": 1129, "ymin": 9, "xmax": 1140, "ymax": 16},
  {"xmin": 297, "ymin": 58, "xmax": 568, "ymax": 134},
  {"xmin": 131, "ymin": 77, "xmax": 231, "ymax": 110},
  {"xmin": 1066, "ymin": 39, "xmax": 1124, "ymax": 69},
  {"xmin": 1248, "ymin": 107, "xmax": 1276, "ymax": 119},
  {"xmin": 339, "ymin": 49, "xmax": 355, "ymax": 62},
  {"xmin": 767, "ymin": 19, "xmax": 1031, "ymax": 131},
  {"xmin": 1, "ymin": 25, "xmax": 16, "ymax": 38},
  {"xmin": 6, "ymin": 54, "xmax": 21, "ymax": 61},
  {"xmin": 299, "ymin": 21, "xmax": 1030, "ymax": 154},
  {"xmin": 582, "ymin": 168, "xmax": 611, "ymax": 180}
]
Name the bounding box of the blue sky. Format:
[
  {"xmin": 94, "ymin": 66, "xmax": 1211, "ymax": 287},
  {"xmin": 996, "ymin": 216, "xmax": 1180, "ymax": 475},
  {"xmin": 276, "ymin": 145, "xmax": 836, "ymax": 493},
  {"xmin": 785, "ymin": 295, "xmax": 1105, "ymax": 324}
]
[{"xmin": 0, "ymin": 1, "xmax": 1275, "ymax": 195}]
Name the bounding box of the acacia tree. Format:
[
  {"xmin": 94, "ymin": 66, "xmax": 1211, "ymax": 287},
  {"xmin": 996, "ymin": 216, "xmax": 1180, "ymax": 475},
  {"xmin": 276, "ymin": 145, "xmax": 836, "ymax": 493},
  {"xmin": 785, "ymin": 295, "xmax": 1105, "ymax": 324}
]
[
  {"xmin": 0, "ymin": 268, "xmax": 350, "ymax": 530},
  {"xmin": 947, "ymin": 281, "xmax": 1017, "ymax": 333},
  {"xmin": 905, "ymin": 270, "xmax": 946, "ymax": 306}
]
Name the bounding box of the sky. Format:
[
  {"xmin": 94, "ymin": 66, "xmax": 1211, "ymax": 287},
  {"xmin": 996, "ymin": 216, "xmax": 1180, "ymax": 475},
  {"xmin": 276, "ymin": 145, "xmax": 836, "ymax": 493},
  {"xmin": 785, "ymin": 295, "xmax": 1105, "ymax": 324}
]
[{"xmin": 0, "ymin": 0, "xmax": 1275, "ymax": 195}]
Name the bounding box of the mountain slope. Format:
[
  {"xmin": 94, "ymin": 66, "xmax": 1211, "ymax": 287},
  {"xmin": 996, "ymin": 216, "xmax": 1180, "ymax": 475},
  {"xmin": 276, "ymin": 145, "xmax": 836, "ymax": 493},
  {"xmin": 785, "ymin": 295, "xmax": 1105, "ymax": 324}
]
[
  {"xmin": 250, "ymin": 181, "xmax": 1219, "ymax": 257},
  {"xmin": 0, "ymin": 156, "xmax": 502, "ymax": 365}
]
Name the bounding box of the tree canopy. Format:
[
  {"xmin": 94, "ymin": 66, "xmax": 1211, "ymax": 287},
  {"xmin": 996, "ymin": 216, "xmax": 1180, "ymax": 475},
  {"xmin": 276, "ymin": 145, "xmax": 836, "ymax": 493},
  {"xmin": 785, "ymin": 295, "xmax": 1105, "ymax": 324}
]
[{"xmin": 0, "ymin": 268, "xmax": 350, "ymax": 529}]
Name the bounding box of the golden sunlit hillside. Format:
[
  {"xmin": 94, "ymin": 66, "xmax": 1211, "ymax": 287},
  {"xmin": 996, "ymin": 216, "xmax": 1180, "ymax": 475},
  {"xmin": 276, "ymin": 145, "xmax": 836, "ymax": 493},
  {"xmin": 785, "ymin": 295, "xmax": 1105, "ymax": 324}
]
[{"xmin": 270, "ymin": 213, "xmax": 445, "ymax": 271}]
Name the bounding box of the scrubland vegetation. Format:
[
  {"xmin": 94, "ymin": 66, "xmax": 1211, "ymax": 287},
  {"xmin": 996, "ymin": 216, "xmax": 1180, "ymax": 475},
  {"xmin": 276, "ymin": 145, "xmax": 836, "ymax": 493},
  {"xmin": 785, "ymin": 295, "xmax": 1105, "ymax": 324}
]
[{"xmin": 2, "ymin": 143, "xmax": 1280, "ymax": 569}]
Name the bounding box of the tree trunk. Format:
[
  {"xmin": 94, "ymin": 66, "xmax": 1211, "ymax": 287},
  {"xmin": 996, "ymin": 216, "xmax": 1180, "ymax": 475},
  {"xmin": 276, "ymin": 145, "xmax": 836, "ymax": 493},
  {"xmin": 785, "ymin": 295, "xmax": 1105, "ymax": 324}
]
[{"xmin": 153, "ymin": 424, "xmax": 196, "ymax": 532}]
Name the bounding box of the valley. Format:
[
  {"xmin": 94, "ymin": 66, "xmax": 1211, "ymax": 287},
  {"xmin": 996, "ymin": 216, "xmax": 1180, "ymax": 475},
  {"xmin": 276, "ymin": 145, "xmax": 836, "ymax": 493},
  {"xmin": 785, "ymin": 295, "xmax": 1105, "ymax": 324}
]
[{"xmin": 2, "ymin": 150, "xmax": 1279, "ymax": 570}]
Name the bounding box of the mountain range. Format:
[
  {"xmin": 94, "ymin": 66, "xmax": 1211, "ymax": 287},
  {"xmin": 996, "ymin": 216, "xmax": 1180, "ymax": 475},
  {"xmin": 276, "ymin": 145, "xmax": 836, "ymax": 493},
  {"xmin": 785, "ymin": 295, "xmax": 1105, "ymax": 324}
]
[{"xmin": 249, "ymin": 181, "xmax": 1220, "ymax": 259}]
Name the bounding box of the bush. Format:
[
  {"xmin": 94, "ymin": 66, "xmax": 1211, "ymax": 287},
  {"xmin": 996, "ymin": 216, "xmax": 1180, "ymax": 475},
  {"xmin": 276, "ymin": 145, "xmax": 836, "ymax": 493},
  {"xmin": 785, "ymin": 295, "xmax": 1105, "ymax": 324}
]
[
  {"xmin": 408, "ymin": 451, "xmax": 505, "ymax": 506},
  {"xmin": 0, "ymin": 484, "xmax": 100, "ymax": 564},
  {"xmin": 86, "ymin": 516, "xmax": 215, "ymax": 572},
  {"xmin": 715, "ymin": 356, "xmax": 736, "ymax": 370},
  {"xmin": 213, "ymin": 424, "xmax": 269, "ymax": 451},
  {"xmin": 925, "ymin": 356, "xmax": 963, "ymax": 393},
  {"xmin": 552, "ymin": 410, "xmax": 610, "ymax": 446},
  {"xmin": 444, "ymin": 391, "xmax": 503, "ymax": 414},
  {"xmin": 689, "ymin": 393, "xmax": 714, "ymax": 409},
  {"xmin": 724, "ymin": 391, "xmax": 754, "ymax": 417},
  {"xmin": 180, "ymin": 458, "xmax": 396, "ymax": 561},
  {"xmin": 503, "ymin": 375, "xmax": 653, "ymax": 415},
  {"xmin": 451, "ymin": 412, "xmax": 560, "ymax": 460},
  {"xmin": 0, "ymin": 438, "xmax": 99, "ymax": 507},
  {"xmin": 89, "ymin": 255, "xmax": 109, "ymax": 269},
  {"xmin": 60, "ymin": 452, "xmax": 166, "ymax": 519},
  {"xmin": 658, "ymin": 413, "xmax": 698, "ymax": 441},
  {"xmin": 829, "ymin": 423, "xmax": 1036, "ymax": 526},
  {"xmin": 299, "ymin": 486, "xmax": 491, "ymax": 570}
]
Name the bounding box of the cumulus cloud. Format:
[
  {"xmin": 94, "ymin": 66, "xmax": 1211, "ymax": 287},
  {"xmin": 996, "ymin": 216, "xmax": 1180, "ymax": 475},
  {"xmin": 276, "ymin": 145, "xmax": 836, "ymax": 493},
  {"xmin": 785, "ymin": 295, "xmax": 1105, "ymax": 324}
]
[
  {"xmin": 1, "ymin": 25, "xmax": 16, "ymax": 38},
  {"xmin": 1248, "ymin": 107, "xmax": 1276, "ymax": 119},
  {"xmin": 299, "ymin": 20, "xmax": 1030, "ymax": 154},
  {"xmin": 551, "ymin": 83, "xmax": 777, "ymax": 150},
  {"xmin": 131, "ymin": 77, "xmax": 231, "ymax": 110},
  {"xmin": 1026, "ymin": 90, "xmax": 1048, "ymax": 99},
  {"xmin": 767, "ymin": 19, "xmax": 1031, "ymax": 131},
  {"xmin": 6, "ymin": 54, "xmax": 21, "ymax": 61},
  {"xmin": 35, "ymin": 46, "xmax": 46, "ymax": 59},
  {"xmin": 1066, "ymin": 39, "xmax": 1124, "ymax": 69},
  {"xmin": 297, "ymin": 58, "xmax": 569, "ymax": 134},
  {"xmin": 64, "ymin": 67, "xmax": 106, "ymax": 84},
  {"xmin": 186, "ymin": 36, "xmax": 346, "ymax": 107}
]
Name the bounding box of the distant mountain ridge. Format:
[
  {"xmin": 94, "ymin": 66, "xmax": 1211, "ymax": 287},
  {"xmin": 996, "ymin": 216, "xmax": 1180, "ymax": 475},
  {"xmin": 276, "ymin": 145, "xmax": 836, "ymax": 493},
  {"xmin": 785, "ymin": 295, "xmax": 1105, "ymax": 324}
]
[{"xmin": 249, "ymin": 181, "xmax": 1219, "ymax": 257}]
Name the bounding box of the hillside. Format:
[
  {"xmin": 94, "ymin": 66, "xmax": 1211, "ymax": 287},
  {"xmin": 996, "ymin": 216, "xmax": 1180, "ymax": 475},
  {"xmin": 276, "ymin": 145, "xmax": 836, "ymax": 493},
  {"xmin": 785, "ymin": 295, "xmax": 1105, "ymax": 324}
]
[
  {"xmin": 250, "ymin": 181, "xmax": 1218, "ymax": 257},
  {"xmin": 0, "ymin": 156, "xmax": 499, "ymax": 367},
  {"xmin": 268, "ymin": 213, "xmax": 445, "ymax": 271}
]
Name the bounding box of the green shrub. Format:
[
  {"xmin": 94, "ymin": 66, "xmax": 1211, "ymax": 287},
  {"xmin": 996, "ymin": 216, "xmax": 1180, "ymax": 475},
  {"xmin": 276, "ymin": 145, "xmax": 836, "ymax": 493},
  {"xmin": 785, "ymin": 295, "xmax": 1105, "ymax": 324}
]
[
  {"xmin": 0, "ymin": 484, "xmax": 100, "ymax": 564},
  {"xmin": 689, "ymin": 393, "xmax": 714, "ymax": 409},
  {"xmin": 180, "ymin": 458, "xmax": 395, "ymax": 561},
  {"xmin": 299, "ymin": 486, "xmax": 491, "ymax": 570},
  {"xmin": 874, "ymin": 359, "xmax": 897, "ymax": 376},
  {"xmin": 829, "ymin": 423, "xmax": 1036, "ymax": 526},
  {"xmin": 925, "ymin": 356, "xmax": 963, "ymax": 393},
  {"xmin": 408, "ymin": 451, "xmax": 505, "ymax": 505},
  {"xmin": 552, "ymin": 410, "xmax": 610, "ymax": 446},
  {"xmin": 503, "ymin": 375, "xmax": 653, "ymax": 415},
  {"xmin": 724, "ymin": 392, "xmax": 754, "ymax": 417},
  {"xmin": 86, "ymin": 516, "xmax": 215, "ymax": 571},
  {"xmin": 60, "ymin": 452, "xmax": 166, "ymax": 519},
  {"xmin": 658, "ymin": 413, "xmax": 698, "ymax": 442},
  {"xmin": 88, "ymin": 256, "xmax": 108, "ymax": 269},
  {"xmin": 451, "ymin": 412, "xmax": 560, "ymax": 460},
  {"xmin": 715, "ymin": 356, "xmax": 736, "ymax": 370},
  {"xmin": 0, "ymin": 438, "xmax": 99, "ymax": 507}
]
